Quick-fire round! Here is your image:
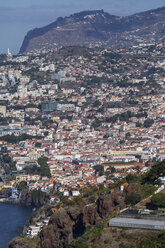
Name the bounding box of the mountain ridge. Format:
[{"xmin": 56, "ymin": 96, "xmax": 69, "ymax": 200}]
[{"xmin": 19, "ymin": 7, "xmax": 165, "ymax": 54}]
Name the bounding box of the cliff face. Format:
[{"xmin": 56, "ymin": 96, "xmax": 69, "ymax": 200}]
[
  {"xmin": 39, "ymin": 190, "xmax": 125, "ymax": 248},
  {"xmin": 19, "ymin": 190, "xmax": 32, "ymax": 207},
  {"xmin": 19, "ymin": 189, "xmax": 48, "ymax": 208},
  {"xmin": 40, "ymin": 210, "xmax": 73, "ymax": 248},
  {"xmin": 19, "ymin": 7, "xmax": 165, "ymax": 54}
]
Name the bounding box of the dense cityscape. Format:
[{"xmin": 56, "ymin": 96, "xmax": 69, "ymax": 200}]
[{"xmin": 0, "ymin": 41, "xmax": 165, "ymax": 247}]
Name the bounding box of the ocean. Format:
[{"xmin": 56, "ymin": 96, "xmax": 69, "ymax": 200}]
[{"xmin": 0, "ymin": 203, "xmax": 32, "ymax": 248}]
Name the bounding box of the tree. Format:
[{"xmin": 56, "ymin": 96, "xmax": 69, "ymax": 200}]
[
  {"xmin": 151, "ymin": 193, "xmax": 165, "ymax": 208},
  {"xmin": 94, "ymin": 164, "xmax": 104, "ymax": 176},
  {"xmin": 126, "ymin": 174, "xmax": 138, "ymax": 183},
  {"xmin": 92, "ymin": 119, "xmax": 102, "ymax": 129},
  {"xmin": 136, "ymin": 121, "xmax": 142, "ymax": 127},
  {"xmin": 1, "ymin": 154, "xmax": 16, "ymax": 174},
  {"xmin": 17, "ymin": 181, "xmax": 27, "ymax": 190},
  {"xmin": 38, "ymin": 157, "xmax": 51, "ymax": 178},
  {"xmin": 125, "ymin": 132, "xmax": 131, "ymax": 139},
  {"xmin": 143, "ymin": 160, "xmax": 165, "ymax": 184},
  {"xmin": 23, "ymin": 164, "xmax": 40, "ymax": 175},
  {"xmin": 35, "ymin": 142, "xmax": 41, "ymax": 147},
  {"xmin": 92, "ymin": 100, "xmax": 101, "ymax": 107},
  {"xmin": 125, "ymin": 192, "xmax": 141, "ymax": 206},
  {"xmin": 0, "ymin": 133, "xmax": 43, "ymax": 144},
  {"xmin": 143, "ymin": 119, "xmax": 154, "ymax": 128},
  {"xmin": 3, "ymin": 154, "xmax": 12, "ymax": 163},
  {"xmin": 109, "ymin": 166, "xmax": 116, "ymax": 173}
]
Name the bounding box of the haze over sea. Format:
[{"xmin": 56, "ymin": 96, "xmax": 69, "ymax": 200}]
[{"xmin": 0, "ymin": 203, "xmax": 31, "ymax": 248}]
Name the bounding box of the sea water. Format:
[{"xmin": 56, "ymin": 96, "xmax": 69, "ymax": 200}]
[{"xmin": 0, "ymin": 203, "xmax": 31, "ymax": 248}]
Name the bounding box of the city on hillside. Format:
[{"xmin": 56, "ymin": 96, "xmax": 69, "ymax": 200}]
[{"xmin": 0, "ymin": 43, "xmax": 165, "ymax": 245}]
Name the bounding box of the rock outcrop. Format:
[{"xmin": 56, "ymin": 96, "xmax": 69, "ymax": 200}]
[
  {"xmin": 39, "ymin": 190, "xmax": 125, "ymax": 248},
  {"xmin": 19, "ymin": 189, "xmax": 48, "ymax": 208}
]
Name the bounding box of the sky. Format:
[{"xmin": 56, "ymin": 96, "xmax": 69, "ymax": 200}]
[{"xmin": 0, "ymin": 0, "xmax": 164, "ymax": 54}]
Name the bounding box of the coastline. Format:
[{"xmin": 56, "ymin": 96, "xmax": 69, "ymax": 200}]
[{"xmin": 0, "ymin": 198, "xmax": 20, "ymax": 205}]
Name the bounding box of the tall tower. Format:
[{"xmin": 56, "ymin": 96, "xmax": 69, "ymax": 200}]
[{"xmin": 7, "ymin": 48, "xmax": 12, "ymax": 58}]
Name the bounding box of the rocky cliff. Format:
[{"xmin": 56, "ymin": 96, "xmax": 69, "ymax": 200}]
[
  {"xmin": 39, "ymin": 190, "xmax": 125, "ymax": 248},
  {"xmin": 19, "ymin": 189, "xmax": 49, "ymax": 208},
  {"xmin": 8, "ymin": 183, "xmax": 154, "ymax": 248},
  {"xmin": 20, "ymin": 7, "xmax": 165, "ymax": 54}
]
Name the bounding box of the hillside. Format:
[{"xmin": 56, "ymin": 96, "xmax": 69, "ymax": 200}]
[
  {"xmin": 19, "ymin": 7, "xmax": 165, "ymax": 54},
  {"xmin": 9, "ymin": 160, "xmax": 165, "ymax": 248}
]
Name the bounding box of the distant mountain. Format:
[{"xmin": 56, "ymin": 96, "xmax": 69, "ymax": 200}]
[{"xmin": 19, "ymin": 7, "xmax": 165, "ymax": 54}]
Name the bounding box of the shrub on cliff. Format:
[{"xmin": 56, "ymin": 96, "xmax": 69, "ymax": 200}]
[
  {"xmin": 8, "ymin": 237, "xmax": 39, "ymax": 248},
  {"xmin": 125, "ymin": 192, "xmax": 141, "ymax": 206}
]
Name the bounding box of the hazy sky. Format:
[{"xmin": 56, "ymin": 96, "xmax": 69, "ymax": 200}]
[{"xmin": 0, "ymin": 0, "xmax": 164, "ymax": 54}]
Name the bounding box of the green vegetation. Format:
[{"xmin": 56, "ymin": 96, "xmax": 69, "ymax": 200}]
[
  {"xmin": 51, "ymin": 208, "xmax": 67, "ymax": 220},
  {"xmin": 86, "ymin": 76, "xmax": 101, "ymax": 86},
  {"xmin": 119, "ymin": 231, "xmax": 165, "ymax": 248},
  {"xmin": 23, "ymin": 163, "xmax": 39, "ymax": 175},
  {"xmin": 35, "ymin": 142, "xmax": 42, "ymax": 147},
  {"xmin": 24, "ymin": 117, "xmax": 42, "ymax": 126},
  {"xmin": 59, "ymin": 195, "xmax": 85, "ymax": 209},
  {"xmin": 125, "ymin": 192, "xmax": 141, "ymax": 206},
  {"xmin": 142, "ymin": 184, "xmax": 157, "ymax": 198},
  {"xmin": 93, "ymin": 164, "xmax": 104, "ymax": 176},
  {"xmin": 17, "ymin": 181, "xmax": 27, "ymax": 190},
  {"xmin": 38, "ymin": 157, "xmax": 51, "ymax": 178},
  {"xmin": 23, "ymin": 156, "xmax": 51, "ymax": 178},
  {"xmin": 92, "ymin": 100, "xmax": 101, "ymax": 107},
  {"xmin": 69, "ymin": 220, "xmax": 106, "ymax": 248},
  {"xmin": 0, "ymin": 153, "xmax": 16, "ymax": 174},
  {"xmin": 0, "ymin": 117, "xmax": 13, "ymax": 125},
  {"xmin": 91, "ymin": 118, "xmax": 102, "ymax": 129},
  {"xmin": 143, "ymin": 159, "xmax": 165, "ymax": 184},
  {"xmin": 137, "ymin": 231, "xmax": 165, "ymax": 248},
  {"xmin": 143, "ymin": 119, "xmax": 154, "ymax": 128},
  {"xmin": 119, "ymin": 244, "xmax": 136, "ymax": 248},
  {"xmin": 106, "ymin": 110, "xmax": 133, "ymax": 123},
  {"xmin": 126, "ymin": 174, "xmax": 140, "ymax": 183},
  {"xmin": 38, "ymin": 160, "xmax": 165, "ymax": 247},
  {"xmin": 8, "ymin": 236, "xmax": 39, "ymax": 248},
  {"xmin": 8, "ymin": 84, "xmax": 19, "ymax": 94},
  {"xmin": 151, "ymin": 193, "xmax": 165, "ymax": 208},
  {"xmin": 31, "ymin": 189, "xmax": 47, "ymax": 207},
  {"xmin": 105, "ymin": 110, "xmax": 148, "ymax": 124},
  {"xmin": 0, "ymin": 133, "xmax": 43, "ymax": 144}
]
